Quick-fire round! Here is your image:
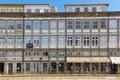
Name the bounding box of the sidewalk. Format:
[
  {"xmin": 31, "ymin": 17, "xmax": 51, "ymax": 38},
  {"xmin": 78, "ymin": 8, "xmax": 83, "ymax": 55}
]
[{"xmin": 0, "ymin": 74, "xmax": 119, "ymax": 80}]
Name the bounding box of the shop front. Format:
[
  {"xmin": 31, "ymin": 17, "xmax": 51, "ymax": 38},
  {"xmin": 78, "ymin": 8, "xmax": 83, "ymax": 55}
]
[{"xmin": 67, "ymin": 57, "xmax": 110, "ymax": 74}]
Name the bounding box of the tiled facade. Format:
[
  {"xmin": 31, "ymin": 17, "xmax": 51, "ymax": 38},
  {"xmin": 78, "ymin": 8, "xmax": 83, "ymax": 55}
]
[{"xmin": 0, "ymin": 4, "xmax": 120, "ymax": 74}]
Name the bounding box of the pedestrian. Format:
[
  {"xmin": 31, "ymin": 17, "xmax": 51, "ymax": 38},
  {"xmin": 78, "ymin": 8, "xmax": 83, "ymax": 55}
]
[
  {"xmin": 70, "ymin": 65, "xmax": 73, "ymax": 75},
  {"xmin": 105, "ymin": 65, "xmax": 109, "ymax": 74},
  {"xmin": 79, "ymin": 66, "xmax": 81, "ymax": 76},
  {"xmin": 49, "ymin": 65, "xmax": 52, "ymax": 74}
]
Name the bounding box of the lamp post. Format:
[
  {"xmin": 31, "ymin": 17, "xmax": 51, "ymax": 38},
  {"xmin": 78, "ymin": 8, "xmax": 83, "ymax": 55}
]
[
  {"xmin": 22, "ymin": 14, "xmax": 26, "ymax": 73},
  {"xmin": 39, "ymin": 58, "xmax": 42, "ymax": 74}
]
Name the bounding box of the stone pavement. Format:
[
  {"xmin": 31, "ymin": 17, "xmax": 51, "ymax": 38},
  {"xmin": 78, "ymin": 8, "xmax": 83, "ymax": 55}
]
[{"xmin": 0, "ymin": 74, "xmax": 120, "ymax": 80}]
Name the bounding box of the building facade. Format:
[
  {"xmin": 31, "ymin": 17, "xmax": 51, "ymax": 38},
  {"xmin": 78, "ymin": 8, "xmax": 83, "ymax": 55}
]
[{"xmin": 0, "ymin": 4, "xmax": 120, "ymax": 74}]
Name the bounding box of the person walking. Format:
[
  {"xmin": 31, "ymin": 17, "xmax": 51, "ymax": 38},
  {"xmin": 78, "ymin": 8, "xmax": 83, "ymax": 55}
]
[
  {"xmin": 79, "ymin": 66, "xmax": 81, "ymax": 76},
  {"xmin": 105, "ymin": 65, "xmax": 109, "ymax": 74},
  {"xmin": 70, "ymin": 65, "xmax": 73, "ymax": 75}
]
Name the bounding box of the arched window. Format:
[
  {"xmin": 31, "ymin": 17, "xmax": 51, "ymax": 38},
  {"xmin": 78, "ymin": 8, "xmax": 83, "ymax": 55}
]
[
  {"xmin": 8, "ymin": 37, "xmax": 14, "ymax": 46},
  {"xmin": 16, "ymin": 37, "xmax": 22, "ymax": 46}
]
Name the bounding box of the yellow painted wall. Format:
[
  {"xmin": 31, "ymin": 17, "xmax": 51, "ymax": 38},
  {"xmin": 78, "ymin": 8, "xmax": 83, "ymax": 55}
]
[{"xmin": 0, "ymin": 4, "xmax": 24, "ymax": 12}]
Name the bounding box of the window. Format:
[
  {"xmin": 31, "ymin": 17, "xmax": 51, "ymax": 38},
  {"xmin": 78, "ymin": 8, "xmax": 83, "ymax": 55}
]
[
  {"xmin": 0, "ymin": 52, "xmax": 4, "ymax": 57},
  {"xmin": 8, "ymin": 21, "xmax": 14, "ymax": 29},
  {"xmin": 0, "ymin": 37, "xmax": 4, "ymax": 46},
  {"xmin": 26, "ymin": 9, "xmax": 31, "ymax": 13},
  {"xmin": 101, "ymin": 20, "xmax": 107, "ymax": 29},
  {"xmin": 75, "ymin": 36, "xmax": 81, "ymax": 46},
  {"xmin": 25, "ymin": 21, "xmax": 31, "ymax": 29},
  {"xmin": 92, "ymin": 21, "xmax": 98, "ymax": 29},
  {"xmin": 67, "ymin": 52, "xmax": 72, "ymax": 56},
  {"xmin": 100, "ymin": 52, "xmax": 107, "ymax": 56},
  {"xmin": 0, "ymin": 8, "xmax": 6, "ymax": 12},
  {"xmin": 25, "ymin": 36, "xmax": 31, "ymax": 44},
  {"xmin": 84, "ymin": 20, "xmax": 89, "ymax": 29},
  {"xmin": 109, "ymin": 36, "xmax": 117, "ymax": 48},
  {"xmin": 75, "ymin": 8, "xmax": 80, "ymax": 12},
  {"xmin": 92, "ymin": 36, "xmax": 98, "ymax": 46},
  {"xmin": 9, "ymin": 9, "xmax": 14, "ymax": 12},
  {"xmin": 91, "ymin": 52, "xmax": 99, "ymax": 56},
  {"xmin": 44, "ymin": 9, "xmax": 48, "ymax": 12},
  {"xmin": 100, "ymin": 36, "xmax": 107, "ymax": 48},
  {"xmin": 26, "ymin": 63, "xmax": 30, "ymax": 71},
  {"xmin": 16, "ymin": 52, "xmax": 22, "ymax": 57},
  {"xmin": 83, "ymin": 52, "xmax": 90, "ymax": 56},
  {"xmin": 84, "ymin": 7, "xmax": 88, "ymax": 12},
  {"xmin": 16, "ymin": 21, "xmax": 23, "ymax": 29},
  {"xmin": 42, "ymin": 21, "xmax": 48, "ymax": 29},
  {"xmin": 59, "ymin": 36, "xmax": 65, "ymax": 47},
  {"xmin": 75, "ymin": 20, "xmax": 81, "ymax": 29},
  {"xmin": 17, "ymin": 8, "xmax": 23, "ymax": 12},
  {"xmin": 51, "ymin": 20, "xmax": 57, "ymax": 29},
  {"xmin": 84, "ymin": 36, "xmax": 90, "ymax": 46},
  {"xmin": 51, "ymin": 36, "xmax": 56, "ymax": 47},
  {"xmin": 67, "ymin": 36, "xmax": 73, "ymax": 46},
  {"xmin": 33, "ymin": 20, "xmax": 40, "ymax": 30},
  {"xmin": 67, "ymin": 21, "xmax": 73, "ymax": 29},
  {"xmin": 34, "ymin": 36, "xmax": 40, "ymax": 46},
  {"xmin": 67, "ymin": 8, "xmax": 73, "ymax": 12},
  {"xmin": 58, "ymin": 20, "xmax": 65, "ymax": 29},
  {"xmin": 35, "ymin": 9, "xmax": 40, "ymax": 13},
  {"xmin": 92, "ymin": 7, "xmax": 97, "ymax": 12},
  {"xmin": 42, "ymin": 36, "xmax": 48, "ymax": 48},
  {"xmin": 109, "ymin": 20, "xmax": 117, "ymax": 28},
  {"xmin": 16, "ymin": 37, "xmax": 22, "ymax": 46},
  {"xmin": 0, "ymin": 21, "xmax": 5, "ymax": 29},
  {"xmin": 8, "ymin": 37, "xmax": 14, "ymax": 46}
]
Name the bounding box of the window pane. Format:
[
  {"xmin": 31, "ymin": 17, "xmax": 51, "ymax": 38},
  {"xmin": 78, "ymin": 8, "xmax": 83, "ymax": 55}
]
[
  {"xmin": 26, "ymin": 9, "xmax": 31, "ymax": 13},
  {"xmin": 42, "ymin": 36, "xmax": 48, "ymax": 48},
  {"xmin": 51, "ymin": 20, "xmax": 57, "ymax": 29},
  {"xmin": 67, "ymin": 21, "xmax": 73, "ymax": 29},
  {"xmin": 58, "ymin": 20, "xmax": 65, "ymax": 29},
  {"xmin": 17, "ymin": 21, "xmax": 23, "ymax": 29},
  {"xmin": 101, "ymin": 20, "xmax": 107, "ymax": 29},
  {"xmin": 84, "ymin": 20, "xmax": 89, "ymax": 29},
  {"xmin": 25, "ymin": 21, "xmax": 31, "ymax": 29},
  {"xmin": 33, "ymin": 20, "xmax": 40, "ymax": 30},
  {"xmin": 84, "ymin": 7, "xmax": 88, "ymax": 12},
  {"xmin": 75, "ymin": 8, "xmax": 80, "ymax": 12},
  {"xmin": 109, "ymin": 20, "xmax": 117, "ymax": 28},
  {"xmin": 100, "ymin": 36, "xmax": 107, "ymax": 48},
  {"xmin": 92, "ymin": 7, "xmax": 97, "ymax": 12},
  {"xmin": 42, "ymin": 21, "xmax": 48, "ymax": 29},
  {"xmin": 8, "ymin": 21, "xmax": 14, "ymax": 29},
  {"xmin": 76, "ymin": 21, "xmax": 81, "ymax": 29},
  {"xmin": 92, "ymin": 21, "xmax": 98, "ymax": 29},
  {"xmin": 0, "ymin": 21, "xmax": 5, "ymax": 29},
  {"xmin": 35, "ymin": 9, "xmax": 40, "ymax": 13}
]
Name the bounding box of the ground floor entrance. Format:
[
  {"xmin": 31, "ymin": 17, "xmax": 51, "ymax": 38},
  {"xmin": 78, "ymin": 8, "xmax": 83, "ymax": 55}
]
[
  {"xmin": 0, "ymin": 63, "xmax": 4, "ymax": 74},
  {"xmin": 1, "ymin": 62, "xmax": 120, "ymax": 74}
]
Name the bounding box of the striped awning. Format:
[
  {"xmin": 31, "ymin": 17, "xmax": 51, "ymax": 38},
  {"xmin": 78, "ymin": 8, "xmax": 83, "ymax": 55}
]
[{"xmin": 67, "ymin": 57, "xmax": 110, "ymax": 63}]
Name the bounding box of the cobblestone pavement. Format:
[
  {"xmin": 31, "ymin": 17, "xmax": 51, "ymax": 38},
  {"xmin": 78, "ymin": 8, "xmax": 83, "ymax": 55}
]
[{"xmin": 0, "ymin": 74, "xmax": 120, "ymax": 80}]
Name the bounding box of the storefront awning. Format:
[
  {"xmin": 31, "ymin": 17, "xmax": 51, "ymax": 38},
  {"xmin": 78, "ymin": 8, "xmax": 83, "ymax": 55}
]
[
  {"xmin": 67, "ymin": 57, "xmax": 110, "ymax": 63},
  {"xmin": 110, "ymin": 57, "xmax": 120, "ymax": 64}
]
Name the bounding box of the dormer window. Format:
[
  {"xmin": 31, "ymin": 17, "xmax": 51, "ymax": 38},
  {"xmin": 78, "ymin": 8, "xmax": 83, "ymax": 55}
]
[
  {"xmin": 9, "ymin": 9, "xmax": 14, "ymax": 12},
  {"xmin": 26, "ymin": 9, "xmax": 31, "ymax": 13},
  {"xmin": 92, "ymin": 7, "xmax": 97, "ymax": 12},
  {"xmin": 44, "ymin": 9, "xmax": 48, "ymax": 12},
  {"xmin": 75, "ymin": 8, "xmax": 80, "ymax": 12},
  {"xmin": 84, "ymin": 7, "xmax": 88, "ymax": 12},
  {"xmin": 35, "ymin": 9, "xmax": 40, "ymax": 13}
]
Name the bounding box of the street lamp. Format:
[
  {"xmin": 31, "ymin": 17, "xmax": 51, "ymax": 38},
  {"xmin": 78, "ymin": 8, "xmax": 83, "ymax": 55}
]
[
  {"xmin": 22, "ymin": 14, "xmax": 26, "ymax": 73},
  {"xmin": 39, "ymin": 58, "xmax": 42, "ymax": 74}
]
